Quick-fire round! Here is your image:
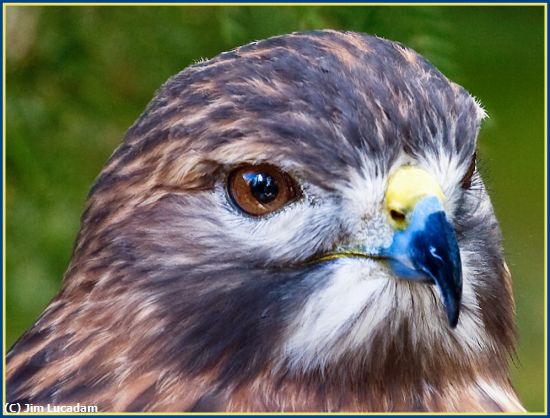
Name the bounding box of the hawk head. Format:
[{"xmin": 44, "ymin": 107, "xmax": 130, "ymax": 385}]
[{"xmin": 7, "ymin": 30, "xmax": 522, "ymax": 412}]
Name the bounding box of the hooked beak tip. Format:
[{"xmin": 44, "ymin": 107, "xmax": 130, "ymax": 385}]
[{"xmin": 385, "ymin": 196, "xmax": 463, "ymax": 328}]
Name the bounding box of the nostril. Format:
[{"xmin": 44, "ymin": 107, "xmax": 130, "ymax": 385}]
[{"xmin": 390, "ymin": 209, "xmax": 406, "ymax": 222}]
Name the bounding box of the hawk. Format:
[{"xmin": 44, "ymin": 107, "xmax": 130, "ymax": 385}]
[{"xmin": 6, "ymin": 30, "xmax": 524, "ymax": 412}]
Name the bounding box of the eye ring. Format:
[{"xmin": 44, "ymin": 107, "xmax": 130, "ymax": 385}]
[{"xmin": 227, "ymin": 164, "xmax": 300, "ymax": 216}]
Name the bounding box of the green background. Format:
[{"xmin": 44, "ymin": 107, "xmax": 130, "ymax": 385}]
[{"xmin": 5, "ymin": 5, "xmax": 545, "ymax": 411}]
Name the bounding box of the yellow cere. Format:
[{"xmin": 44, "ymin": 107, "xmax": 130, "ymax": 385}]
[{"xmin": 385, "ymin": 166, "xmax": 445, "ymax": 230}]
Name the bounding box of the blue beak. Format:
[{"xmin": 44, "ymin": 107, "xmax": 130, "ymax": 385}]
[{"xmin": 381, "ymin": 196, "xmax": 463, "ymax": 328}]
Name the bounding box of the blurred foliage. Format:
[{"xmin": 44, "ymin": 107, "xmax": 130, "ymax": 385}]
[{"xmin": 5, "ymin": 5, "xmax": 545, "ymax": 411}]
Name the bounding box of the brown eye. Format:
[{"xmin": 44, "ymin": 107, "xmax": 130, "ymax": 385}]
[
  {"xmin": 461, "ymin": 152, "xmax": 477, "ymax": 189},
  {"xmin": 228, "ymin": 164, "xmax": 299, "ymax": 216}
]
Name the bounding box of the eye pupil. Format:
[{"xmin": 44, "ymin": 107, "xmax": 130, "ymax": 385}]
[{"xmin": 246, "ymin": 173, "xmax": 279, "ymax": 204}]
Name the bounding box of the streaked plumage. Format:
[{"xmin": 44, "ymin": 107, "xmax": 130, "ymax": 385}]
[{"xmin": 7, "ymin": 30, "xmax": 523, "ymax": 412}]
